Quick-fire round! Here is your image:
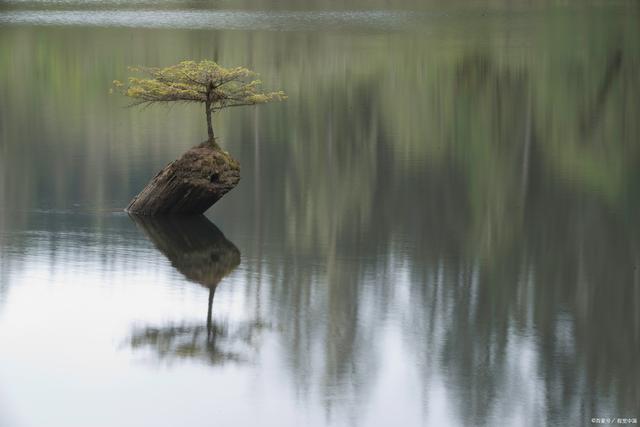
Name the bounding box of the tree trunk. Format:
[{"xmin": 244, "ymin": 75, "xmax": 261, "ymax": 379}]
[
  {"xmin": 126, "ymin": 142, "xmax": 240, "ymax": 215},
  {"xmin": 205, "ymin": 101, "xmax": 215, "ymax": 142}
]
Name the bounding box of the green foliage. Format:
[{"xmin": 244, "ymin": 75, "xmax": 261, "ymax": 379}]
[
  {"xmin": 113, "ymin": 60, "xmax": 286, "ymax": 142},
  {"xmin": 114, "ymin": 60, "xmax": 286, "ymax": 109}
]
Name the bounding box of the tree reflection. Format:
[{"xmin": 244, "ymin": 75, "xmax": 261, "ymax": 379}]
[
  {"xmin": 128, "ymin": 215, "xmax": 265, "ymax": 365},
  {"xmin": 227, "ymin": 47, "xmax": 640, "ymax": 424}
]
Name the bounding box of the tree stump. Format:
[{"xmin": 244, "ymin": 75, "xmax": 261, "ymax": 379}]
[{"xmin": 126, "ymin": 142, "xmax": 240, "ymax": 215}]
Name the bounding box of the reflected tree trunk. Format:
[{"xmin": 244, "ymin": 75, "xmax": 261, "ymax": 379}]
[
  {"xmin": 520, "ymin": 91, "xmax": 532, "ymax": 208},
  {"xmin": 207, "ymin": 286, "xmax": 216, "ymax": 342},
  {"xmin": 580, "ymin": 49, "xmax": 623, "ymax": 138}
]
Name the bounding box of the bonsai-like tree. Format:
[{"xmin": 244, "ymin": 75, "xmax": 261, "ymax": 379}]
[{"xmin": 113, "ymin": 60, "xmax": 286, "ymax": 149}]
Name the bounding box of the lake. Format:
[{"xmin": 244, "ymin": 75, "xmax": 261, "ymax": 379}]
[{"xmin": 0, "ymin": 1, "xmax": 639, "ymax": 426}]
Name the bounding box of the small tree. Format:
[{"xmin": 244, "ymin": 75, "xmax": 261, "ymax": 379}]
[{"xmin": 113, "ymin": 60, "xmax": 286, "ymax": 149}]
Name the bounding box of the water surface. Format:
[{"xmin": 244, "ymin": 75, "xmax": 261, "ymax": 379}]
[{"xmin": 0, "ymin": 1, "xmax": 639, "ymax": 426}]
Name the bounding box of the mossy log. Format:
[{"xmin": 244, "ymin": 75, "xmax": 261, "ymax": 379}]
[{"xmin": 126, "ymin": 142, "xmax": 240, "ymax": 215}]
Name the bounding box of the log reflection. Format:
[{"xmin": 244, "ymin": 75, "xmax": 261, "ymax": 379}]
[
  {"xmin": 130, "ymin": 214, "xmax": 241, "ymax": 288},
  {"xmin": 128, "ymin": 215, "xmax": 262, "ymax": 365}
]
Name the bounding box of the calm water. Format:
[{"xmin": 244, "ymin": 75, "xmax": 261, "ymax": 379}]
[{"xmin": 1, "ymin": 1, "xmax": 639, "ymax": 426}]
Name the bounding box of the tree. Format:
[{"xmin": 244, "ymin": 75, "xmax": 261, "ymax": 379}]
[{"xmin": 113, "ymin": 60, "xmax": 286, "ymax": 148}]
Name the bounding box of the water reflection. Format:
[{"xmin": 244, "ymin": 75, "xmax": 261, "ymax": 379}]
[
  {"xmin": 130, "ymin": 215, "xmax": 240, "ymax": 288},
  {"xmin": 129, "ymin": 215, "xmax": 265, "ymax": 365}
]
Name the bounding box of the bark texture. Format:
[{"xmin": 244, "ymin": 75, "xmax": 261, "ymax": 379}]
[{"xmin": 126, "ymin": 142, "xmax": 240, "ymax": 215}]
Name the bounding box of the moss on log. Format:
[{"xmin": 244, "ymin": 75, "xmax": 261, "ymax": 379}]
[{"xmin": 126, "ymin": 142, "xmax": 240, "ymax": 215}]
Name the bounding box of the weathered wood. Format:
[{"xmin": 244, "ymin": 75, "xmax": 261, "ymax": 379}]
[{"xmin": 126, "ymin": 142, "xmax": 240, "ymax": 215}]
